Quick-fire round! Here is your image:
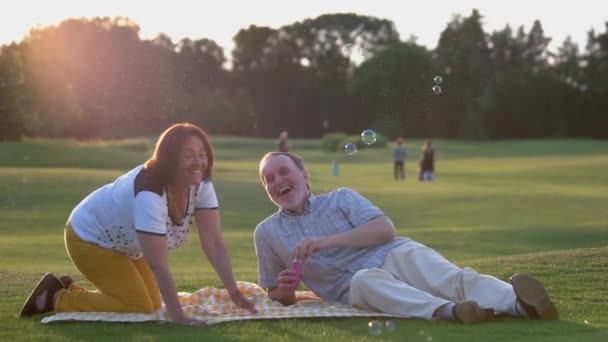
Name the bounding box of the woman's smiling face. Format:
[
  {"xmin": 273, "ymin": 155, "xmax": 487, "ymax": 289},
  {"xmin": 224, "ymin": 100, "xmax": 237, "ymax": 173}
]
[{"xmin": 173, "ymin": 134, "xmax": 207, "ymax": 187}]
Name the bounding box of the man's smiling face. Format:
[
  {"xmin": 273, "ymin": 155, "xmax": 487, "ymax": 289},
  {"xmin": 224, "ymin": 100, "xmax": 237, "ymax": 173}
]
[{"xmin": 260, "ymin": 154, "xmax": 310, "ymax": 214}]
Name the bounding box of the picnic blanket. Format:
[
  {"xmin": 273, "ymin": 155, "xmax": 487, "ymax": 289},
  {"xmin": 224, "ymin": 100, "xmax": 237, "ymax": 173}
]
[{"xmin": 41, "ymin": 281, "xmax": 398, "ymax": 324}]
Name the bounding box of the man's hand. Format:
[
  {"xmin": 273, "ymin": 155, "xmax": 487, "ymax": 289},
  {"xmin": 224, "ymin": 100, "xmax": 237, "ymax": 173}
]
[
  {"xmin": 277, "ymin": 268, "xmax": 300, "ymax": 290},
  {"xmin": 292, "ymin": 236, "xmax": 328, "ymax": 261}
]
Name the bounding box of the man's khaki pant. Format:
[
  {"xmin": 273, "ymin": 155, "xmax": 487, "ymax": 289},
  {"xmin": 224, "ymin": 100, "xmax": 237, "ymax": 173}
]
[{"xmin": 348, "ymin": 241, "xmax": 518, "ymax": 319}]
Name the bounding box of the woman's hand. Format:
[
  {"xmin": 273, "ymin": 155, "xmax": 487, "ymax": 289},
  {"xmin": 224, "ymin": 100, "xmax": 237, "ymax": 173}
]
[{"xmin": 228, "ymin": 288, "xmax": 257, "ymax": 314}]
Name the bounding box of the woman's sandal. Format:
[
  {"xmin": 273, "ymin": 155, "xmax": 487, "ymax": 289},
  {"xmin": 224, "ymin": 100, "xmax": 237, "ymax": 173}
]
[
  {"xmin": 58, "ymin": 274, "xmax": 74, "ymax": 288},
  {"xmin": 18, "ymin": 273, "xmax": 64, "ymax": 318}
]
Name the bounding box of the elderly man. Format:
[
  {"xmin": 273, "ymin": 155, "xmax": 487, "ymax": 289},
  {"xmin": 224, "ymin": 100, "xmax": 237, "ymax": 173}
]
[{"xmin": 253, "ymin": 152, "xmax": 558, "ymax": 323}]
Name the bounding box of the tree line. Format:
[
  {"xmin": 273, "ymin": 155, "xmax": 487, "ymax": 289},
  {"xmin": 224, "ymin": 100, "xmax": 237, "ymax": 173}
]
[{"xmin": 1, "ymin": 10, "xmax": 607, "ymax": 141}]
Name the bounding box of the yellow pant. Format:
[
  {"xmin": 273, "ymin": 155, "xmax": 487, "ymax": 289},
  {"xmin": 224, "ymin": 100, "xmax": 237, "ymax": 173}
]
[{"xmin": 55, "ymin": 224, "xmax": 161, "ymax": 313}]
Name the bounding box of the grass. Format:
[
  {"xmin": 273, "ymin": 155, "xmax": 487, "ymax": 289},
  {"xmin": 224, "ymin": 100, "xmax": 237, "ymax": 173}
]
[{"xmin": 0, "ymin": 136, "xmax": 607, "ymax": 341}]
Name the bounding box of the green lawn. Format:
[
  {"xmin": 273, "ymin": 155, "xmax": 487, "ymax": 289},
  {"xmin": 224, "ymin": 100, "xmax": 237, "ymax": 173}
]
[{"xmin": 0, "ymin": 137, "xmax": 607, "ymax": 341}]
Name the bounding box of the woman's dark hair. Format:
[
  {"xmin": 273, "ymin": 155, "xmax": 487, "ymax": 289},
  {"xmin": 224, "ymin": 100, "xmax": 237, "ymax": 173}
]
[
  {"xmin": 421, "ymin": 140, "xmax": 433, "ymax": 152},
  {"xmin": 145, "ymin": 122, "xmax": 214, "ymax": 185}
]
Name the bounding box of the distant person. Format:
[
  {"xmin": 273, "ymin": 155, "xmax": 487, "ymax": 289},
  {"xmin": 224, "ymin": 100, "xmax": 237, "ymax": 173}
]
[
  {"xmin": 19, "ymin": 122, "xmax": 255, "ymax": 324},
  {"xmin": 419, "ymin": 140, "xmax": 435, "ymax": 181},
  {"xmin": 277, "ymin": 131, "xmax": 289, "ymax": 152},
  {"xmin": 253, "ymin": 151, "xmax": 558, "ymax": 323},
  {"xmin": 331, "ymin": 160, "xmax": 340, "ymax": 177},
  {"xmin": 393, "ymin": 138, "xmax": 407, "ymax": 181}
]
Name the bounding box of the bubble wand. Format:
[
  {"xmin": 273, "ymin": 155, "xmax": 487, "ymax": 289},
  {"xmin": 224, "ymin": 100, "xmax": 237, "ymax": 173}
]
[{"xmin": 291, "ymin": 258, "xmax": 301, "ymax": 288}]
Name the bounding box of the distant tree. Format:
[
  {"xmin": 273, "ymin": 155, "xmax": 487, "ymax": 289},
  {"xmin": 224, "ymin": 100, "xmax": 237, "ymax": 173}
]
[
  {"xmin": 1, "ymin": 13, "xmax": 606, "ymax": 140},
  {"xmin": 580, "ymin": 23, "xmax": 608, "ymax": 138},
  {"xmin": 280, "ymin": 13, "xmax": 401, "ymax": 136},
  {"xmin": 0, "ymin": 43, "xmax": 28, "ymax": 141},
  {"xmin": 486, "ymin": 25, "xmax": 525, "ymax": 138},
  {"xmin": 486, "ymin": 20, "xmax": 555, "ymax": 138},
  {"xmin": 181, "ymin": 87, "xmax": 256, "ymax": 135},
  {"xmin": 232, "ymin": 14, "xmax": 400, "ymax": 137},
  {"xmin": 540, "ymin": 36, "xmax": 582, "ymax": 137},
  {"xmin": 175, "ymin": 38, "xmax": 227, "ymax": 94},
  {"xmin": 21, "ymin": 17, "xmax": 145, "ymax": 137},
  {"xmin": 516, "ymin": 20, "xmax": 556, "ymax": 137},
  {"xmin": 435, "ymin": 9, "xmax": 492, "ymax": 138},
  {"xmin": 351, "ymin": 41, "xmax": 433, "ymax": 138},
  {"xmin": 232, "ymin": 25, "xmax": 281, "ymax": 135}
]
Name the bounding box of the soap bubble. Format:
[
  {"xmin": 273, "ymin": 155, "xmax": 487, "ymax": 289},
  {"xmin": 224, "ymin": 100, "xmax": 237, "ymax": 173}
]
[
  {"xmin": 360, "ymin": 129, "xmax": 377, "ymax": 145},
  {"xmin": 367, "ymin": 320, "xmax": 382, "ymax": 336},
  {"xmin": 344, "ymin": 143, "xmax": 357, "ymax": 155},
  {"xmin": 384, "ymin": 320, "xmax": 396, "ymax": 333}
]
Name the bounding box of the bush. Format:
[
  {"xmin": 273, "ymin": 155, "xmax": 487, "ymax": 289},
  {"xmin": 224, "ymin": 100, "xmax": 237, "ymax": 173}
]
[
  {"xmin": 106, "ymin": 138, "xmax": 151, "ymax": 152},
  {"xmin": 320, "ymin": 132, "xmax": 388, "ymax": 152},
  {"xmin": 320, "ymin": 133, "xmax": 348, "ymax": 152}
]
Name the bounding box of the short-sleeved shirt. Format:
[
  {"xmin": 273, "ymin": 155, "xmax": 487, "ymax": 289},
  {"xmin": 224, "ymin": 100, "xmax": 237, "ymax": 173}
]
[
  {"xmin": 68, "ymin": 165, "xmax": 219, "ymax": 259},
  {"xmin": 254, "ymin": 188, "xmax": 411, "ymax": 303},
  {"xmin": 394, "ymin": 146, "xmax": 407, "ymax": 162}
]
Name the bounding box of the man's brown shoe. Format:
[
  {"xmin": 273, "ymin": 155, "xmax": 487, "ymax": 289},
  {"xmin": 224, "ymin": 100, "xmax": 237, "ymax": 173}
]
[
  {"xmin": 453, "ymin": 301, "xmax": 494, "ymax": 324},
  {"xmin": 510, "ymin": 273, "xmax": 558, "ymax": 320}
]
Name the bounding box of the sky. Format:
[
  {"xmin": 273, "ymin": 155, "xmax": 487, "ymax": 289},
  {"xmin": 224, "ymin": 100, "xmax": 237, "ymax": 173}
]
[{"xmin": 1, "ymin": 0, "xmax": 606, "ymax": 53}]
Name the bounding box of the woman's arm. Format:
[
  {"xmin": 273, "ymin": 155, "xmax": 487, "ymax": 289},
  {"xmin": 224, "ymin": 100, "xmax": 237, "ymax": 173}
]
[
  {"xmin": 195, "ymin": 209, "xmax": 256, "ymax": 313},
  {"xmin": 137, "ymin": 232, "xmax": 186, "ymax": 323}
]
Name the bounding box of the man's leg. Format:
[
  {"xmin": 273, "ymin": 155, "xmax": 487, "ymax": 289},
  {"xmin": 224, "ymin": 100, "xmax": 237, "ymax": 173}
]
[
  {"xmin": 397, "ymin": 162, "xmax": 404, "ymax": 180},
  {"xmin": 349, "ymin": 268, "xmax": 490, "ymax": 323},
  {"xmin": 393, "ymin": 162, "xmax": 399, "ymax": 180},
  {"xmin": 349, "ymin": 268, "xmax": 450, "ymax": 320},
  {"xmin": 381, "ymin": 242, "xmax": 520, "ymax": 316},
  {"xmin": 55, "ymin": 224, "xmax": 159, "ymax": 313}
]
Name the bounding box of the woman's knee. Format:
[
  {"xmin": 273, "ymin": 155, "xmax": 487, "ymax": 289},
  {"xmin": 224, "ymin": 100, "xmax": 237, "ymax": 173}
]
[
  {"xmin": 124, "ymin": 294, "xmax": 159, "ymax": 313},
  {"xmin": 129, "ymin": 301, "xmax": 156, "ymax": 314}
]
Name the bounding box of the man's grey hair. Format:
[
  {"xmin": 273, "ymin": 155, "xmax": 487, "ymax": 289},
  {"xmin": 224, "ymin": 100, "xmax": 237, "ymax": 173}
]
[{"xmin": 259, "ymin": 152, "xmax": 308, "ymax": 186}]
